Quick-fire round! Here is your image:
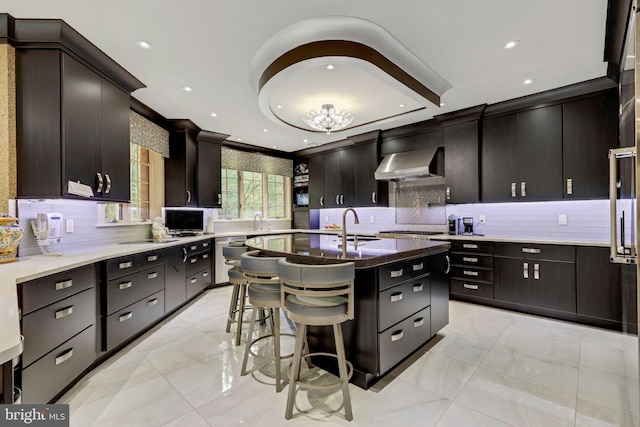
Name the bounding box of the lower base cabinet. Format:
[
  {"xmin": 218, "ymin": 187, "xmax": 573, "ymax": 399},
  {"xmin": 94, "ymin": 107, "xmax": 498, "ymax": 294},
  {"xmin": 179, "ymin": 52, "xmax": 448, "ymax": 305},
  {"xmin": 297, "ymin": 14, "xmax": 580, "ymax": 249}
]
[{"xmin": 105, "ymin": 290, "xmax": 165, "ymax": 350}]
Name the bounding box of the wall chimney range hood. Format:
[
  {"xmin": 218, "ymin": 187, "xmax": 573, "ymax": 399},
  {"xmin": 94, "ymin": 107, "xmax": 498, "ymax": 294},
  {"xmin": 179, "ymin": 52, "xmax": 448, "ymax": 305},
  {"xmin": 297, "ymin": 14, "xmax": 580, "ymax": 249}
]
[{"xmin": 374, "ymin": 147, "xmax": 444, "ymax": 181}]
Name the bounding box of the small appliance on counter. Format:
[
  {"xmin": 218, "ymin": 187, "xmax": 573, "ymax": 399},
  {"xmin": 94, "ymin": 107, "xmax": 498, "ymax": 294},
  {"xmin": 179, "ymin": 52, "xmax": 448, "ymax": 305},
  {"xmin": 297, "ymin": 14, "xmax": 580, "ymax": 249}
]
[
  {"xmin": 462, "ymin": 217, "xmax": 474, "ymax": 235},
  {"xmin": 448, "ymin": 215, "xmax": 461, "ymax": 235}
]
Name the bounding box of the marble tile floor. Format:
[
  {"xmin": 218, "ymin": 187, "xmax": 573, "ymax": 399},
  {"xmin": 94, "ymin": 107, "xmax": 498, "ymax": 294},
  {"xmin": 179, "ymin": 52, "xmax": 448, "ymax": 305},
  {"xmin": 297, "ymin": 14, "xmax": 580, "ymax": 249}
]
[{"xmin": 58, "ymin": 286, "xmax": 640, "ymax": 427}]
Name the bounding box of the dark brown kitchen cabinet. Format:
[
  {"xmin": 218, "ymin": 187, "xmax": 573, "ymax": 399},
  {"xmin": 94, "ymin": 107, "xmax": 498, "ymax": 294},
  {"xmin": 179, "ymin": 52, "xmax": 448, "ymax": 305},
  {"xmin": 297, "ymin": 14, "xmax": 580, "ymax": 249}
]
[
  {"xmin": 165, "ymin": 121, "xmax": 199, "ymax": 207},
  {"xmin": 563, "ymin": 91, "xmax": 618, "ymax": 200},
  {"xmin": 354, "ymin": 139, "xmax": 387, "ymax": 207},
  {"xmin": 196, "ymin": 131, "xmax": 227, "ymax": 208},
  {"xmin": 165, "ymin": 244, "xmax": 187, "ymax": 312},
  {"xmin": 16, "ymin": 50, "xmax": 131, "ymax": 201},
  {"xmin": 340, "ymin": 148, "xmax": 357, "ymax": 206},
  {"xmin": 323, "ymin": 150, "xmax": 343, "ymax": 207},
  {"xmin": 308, "ymin": 155, "xmax": 324, "ymax": 208},
  {"xmin": 481, "ymin": 114, "xmax": 519, "ymax": 202}
]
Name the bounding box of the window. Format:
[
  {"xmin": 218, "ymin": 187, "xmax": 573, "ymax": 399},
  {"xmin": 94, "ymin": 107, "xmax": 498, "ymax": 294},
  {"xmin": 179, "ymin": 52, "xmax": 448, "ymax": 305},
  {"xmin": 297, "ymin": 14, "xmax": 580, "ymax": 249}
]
[{"xmin": 220, "ymin": 168, "xmax": 290, "ymax": 220}]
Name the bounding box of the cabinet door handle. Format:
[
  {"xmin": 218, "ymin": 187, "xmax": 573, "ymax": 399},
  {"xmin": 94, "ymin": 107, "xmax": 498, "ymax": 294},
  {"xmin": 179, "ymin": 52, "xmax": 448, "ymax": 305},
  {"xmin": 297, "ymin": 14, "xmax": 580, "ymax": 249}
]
[
  {"xmin": 522, "ymin": 248, "xmax": 541, "ymax": 254},
  {"xmin": 390, "ymin": 292, "xmax": 403, "ymax": 302},
  {"xmin": 119, "ymin": 261, "xmax": 133, "ymax": 269},
  {"xmin": 119, "ymin": 281, "xmax": 133, "ymax": 290},
  {"xmin": 104, "ymin": 173, "xmax": 112, "ymax": 194},
  {"xmin": 463, "ymin": 283, "xmax": 479, "ymax": 290},
  {"xmin": 463, "ymin": 270, "xmax": 479, "ymax": 277},
  {"xmin": 218, "ymin": 194, "xmax": 222, "ymax": 205},
  {"xmin": 511, "ymin": 182, "xmax": 517, "ymax": 198},
  {"xmin": 391, "ymin": 330, "xmax": 404, "ymax": 342},
  {"xmin": 336, "ymin": 195, "xmax": 340, "ymax": 205},
  {"xmin": 463, "ymin": 257, "xmax": 478, "ymax": 263},
  {"xmin": 55, "ymin": 348, "xmax": 73, "ymax": 365},
  {"xmin": 566, "ymin": 178, "xmax": 573, "ymax": 195},
  {"xmin": 413, "ymin": 283, "xmax": 424, "ymax": 292},
  {"xmin": 446, "ymin": 186, "xmax": 451, "ymax": 200},
  {"xmin": 187, "ymin": 190, "xmax": 192, "ymax": 203},
  {"xmin": 372, "ymin": 192, "xmax": 376, "ymax": 204},
  {"xmin": 412, "ymin": 262, "xmax": 424, "ymax": 271},
  {"xmin": 55, "ymin": 279, "xmax": 73, "ymax": 291},
  {"xmin": 534, "ymin": 263, "xmax": 540, "ymax": 280},
  {"xmin": 147, "ymin": 272, "xmax": 158, "ymax": 280},
  {"xmin": 96, "ymin": 172, "xmax": 104, "ymax": 193},
  {"xmin": 340, "ymin": 194, "xmax": 344, "ymax": 205},
  {"xmin": 320, "ymin": 196, "xmax": 324, "ymax": 206},
  {"xmin": 190, "ymin": 258, "xmax": 197, "ymax": 264},
  {"xmin": 521, "ymin": 181, "xmax": 526, "ymax": 197},
  {"xmin": 182, "ymin": 248, "xmax": 188, "ymax": 262},
  {"xmin": 203, "ymin": 254, "xmax": 209, "ymax": 259},
  {"xmin": 190, "ymin": 277, "xmax": 198, "ymax": 284},
  {"xmin": 444, "ymin": 255, "xmax": 451, "ymax": 274},
  {"xmin": 390, "ymin": 268, "xmax": 404, "ymax": 278},
  {"xmin": 463, "ymin": 243, "xmax": 478, "ymax": 249},
  {"xmin": 147, "ymin": 298, "xmax": 159, "ymax": 307},
  {"xmin": 190, "ymin": 245, "xmax": 197, "ymax": 250},
  {"xmin": 147, "ymin": 255, "xmax": 158, "ymax": 262},
  {"xmin": 523, "ymin": 262, "xmax": 529, "ymax": 279},
  {"xmin": 55, "ymin": 306, "xmax": 74, "ymax": 319},
  {"xmin": 413, "ymin": 318, "xmax": 424, "ymax": 327},
  {"xmin": 119, "ymin": 312, "xmax": 133, "ymax": 322}
]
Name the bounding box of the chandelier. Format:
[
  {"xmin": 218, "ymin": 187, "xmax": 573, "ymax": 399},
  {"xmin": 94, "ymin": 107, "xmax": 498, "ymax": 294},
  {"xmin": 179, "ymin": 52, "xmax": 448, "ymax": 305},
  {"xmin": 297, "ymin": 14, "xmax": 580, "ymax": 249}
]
[{"xmin": 302, "ymin": 104, "xmax": 354, "ymax": 134}]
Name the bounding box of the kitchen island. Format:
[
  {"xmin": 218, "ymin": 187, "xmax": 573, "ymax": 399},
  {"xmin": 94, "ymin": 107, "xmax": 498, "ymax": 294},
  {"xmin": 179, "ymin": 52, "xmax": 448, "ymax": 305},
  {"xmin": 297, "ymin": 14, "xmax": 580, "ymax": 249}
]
[{"xmin": 245, "ymin": 233, "xmax": 451, "ymax": 389}]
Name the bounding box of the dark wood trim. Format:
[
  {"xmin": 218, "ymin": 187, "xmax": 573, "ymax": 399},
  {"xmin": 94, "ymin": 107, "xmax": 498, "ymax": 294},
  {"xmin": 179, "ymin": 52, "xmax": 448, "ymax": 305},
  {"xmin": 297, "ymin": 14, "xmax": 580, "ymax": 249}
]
[
  {"xmin": 167, "ymin": 119, "xmax": 201, "ymax": 138},
  {"xmin": 222, "ymin": 140, "xmax": 293, "ymax": 159},
  {"xmin": 380, "ymin": 118, "xmax": 442, "ymax": 142},
  {"xmin": 260, "ymin": 40, "xmax": 441, "ymax": 106},
  {"xmin": 435, "ymin": 104, "xmax": 487, "ymax": 126},
  {"xmin": 130, "ymin": 96, "xmax": 169, "ymax": 130},
  {"xmin": 292, "ymin": 138, "xmax": 355, "ymax": 158},
  {"xmin": 347, "ymin": 130, "xmax": 381, "ymax": 145},
  {"xmin": 6, "ymin": 15, "xmax": 144, "ymax": 92},
  {"xmin": 604, "ymin": 0, "xmax": 634, "ymax": 82},
  {"xmin": 483, "ymin": 77, "xmax": 617, "ymax": 118},
  {"xmin": 196, "ymin": 130, "xmax": 229, "ymax": 144}
]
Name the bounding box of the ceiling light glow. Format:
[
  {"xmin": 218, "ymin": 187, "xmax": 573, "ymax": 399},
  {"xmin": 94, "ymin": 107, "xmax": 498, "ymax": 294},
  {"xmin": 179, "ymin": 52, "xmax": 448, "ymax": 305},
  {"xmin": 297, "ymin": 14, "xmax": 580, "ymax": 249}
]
[
  {"xmin": 440, "ymin": 102, "xmax": 446, "ymax": 107},
  {"xmin": 326, "ymin": 64, "xmax": 335, "ymax": 70},
  {"xmin": 263, "ymin": 128, "xmax": 269, "ymax": 132},
  {"xmin": 136, "ymin": 40, "xmax": 153, "ymax": 49},
  {"xmin": 303, "ymin": 104, "xmax": 353, "ymax": 134},
  {"xmin": 504, "ymin": 40, "xmax": 520, "ymax": 49},
  {"xmin": 523, "ymin": 78, "xmax": 534, "ymax": 85},
  {"xmin": 183, "ymin": 86, "xmax": 193, "ymax": 92},
  {"xmin": 399, "ymin": 104, "xmax": 405, "ymax": 108},
  {"xmin": 276, "ymin": 105, "xmax": 283, "ymax": 109},
  {"xmin": 211, "ymin": 113, "xmax": 217, "ymax": 117}
]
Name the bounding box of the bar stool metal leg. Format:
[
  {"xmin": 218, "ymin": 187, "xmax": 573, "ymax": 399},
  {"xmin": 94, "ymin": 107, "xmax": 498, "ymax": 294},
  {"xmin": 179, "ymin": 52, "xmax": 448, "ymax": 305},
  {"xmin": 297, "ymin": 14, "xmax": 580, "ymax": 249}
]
[
  {"xmin": 334, "ymin": 324, "xmax": 353, "ymax": 421},
  {"xmin": 235, "ymin": 284, "xmax": 247, "ymax": 346},
  {"xmin": 241, "ymin": 307, "xmax": 259, "ymax": 375},
  {"xmin": 226, "ymin": 283, "xmax": 240, "ymax": 333},
  {"xmin": 285, "ymin": 323, "xmax": 306, "ymax": 420}
]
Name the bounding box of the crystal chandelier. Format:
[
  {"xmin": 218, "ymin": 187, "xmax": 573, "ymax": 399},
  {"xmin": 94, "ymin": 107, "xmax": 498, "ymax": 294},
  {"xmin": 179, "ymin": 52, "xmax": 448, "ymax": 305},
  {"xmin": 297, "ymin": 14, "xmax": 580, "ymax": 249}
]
[{"xmin": 302, "ymin": 104, "xmax": 354, "ymax": 134}]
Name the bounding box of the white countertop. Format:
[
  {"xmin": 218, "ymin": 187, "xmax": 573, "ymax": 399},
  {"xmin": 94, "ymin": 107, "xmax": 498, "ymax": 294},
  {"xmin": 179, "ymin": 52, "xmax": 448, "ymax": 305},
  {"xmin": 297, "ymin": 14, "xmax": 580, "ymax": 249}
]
[{"xmin": 0, "ymin": 227, "xmax": 612, "ymax": 364}]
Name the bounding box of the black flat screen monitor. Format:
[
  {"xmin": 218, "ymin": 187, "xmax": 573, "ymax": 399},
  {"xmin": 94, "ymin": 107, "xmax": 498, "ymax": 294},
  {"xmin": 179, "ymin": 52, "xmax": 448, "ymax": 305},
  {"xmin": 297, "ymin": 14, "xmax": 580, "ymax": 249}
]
[{"xmin": 165, "ymin": 209, "xmax": 204, "ymax": 234}]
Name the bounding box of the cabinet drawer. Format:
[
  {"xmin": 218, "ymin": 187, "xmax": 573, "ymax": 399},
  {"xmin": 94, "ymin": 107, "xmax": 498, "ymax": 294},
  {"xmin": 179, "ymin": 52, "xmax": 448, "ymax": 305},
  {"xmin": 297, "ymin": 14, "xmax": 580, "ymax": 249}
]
[
  {"xmin": 450, "ymin": 240, "xmax": 493, "ymax": 254},
  {"xmin": 22, "ymin": 287, "xmax": 95, "ymax": 367},
  {"xmin": 105, "ymin": 249, "xmax": 164, "ymax": 280},
  {"xmin": 379, "ymin": 306, "xmax": 431, "ymax": 374},
  {"xmin": 186, "ymin": 267, "xmax": 211, "ymax": 300},
  {"xmin": 106, "ymin": 266, "xmax": 165, "ymax": 315},
  {"xmin": 378, "ymin": 256, "xmax": 428, "ymax": 291},
  {"xmin": 450, "ymin": 279, "xmax": 494, "ymax": 299},
  {"xmin": 21, "ymin": 325, "xmax": 96, "ymax": 404},
  {"xmin": 450, "ymin": 266, "xmax": 493, "ymax": 283},
  {"xmin": 105, "ymin": 290, "xmax": 165, "ymax": 350},
  {"xmin": 494, "ymin": 243, "xmax": 575, "ymax": 262},
  {"xmin": 378, "ymin": 276, "xmax": 430, "ymax": 332},
  {"xmin": 21, "ymin": 264, "xmax": 95, "ymax": 315},
  {"xmin": 450, "ymin": 253, "xmax": 493, "ymax": 268},
  {"xmin": 186, "ymin": 239, "xmax": 211, "ymax": 254},
  {"xmin": 186, "ymin": 251, "xmax": 212, "ymax": 276}
]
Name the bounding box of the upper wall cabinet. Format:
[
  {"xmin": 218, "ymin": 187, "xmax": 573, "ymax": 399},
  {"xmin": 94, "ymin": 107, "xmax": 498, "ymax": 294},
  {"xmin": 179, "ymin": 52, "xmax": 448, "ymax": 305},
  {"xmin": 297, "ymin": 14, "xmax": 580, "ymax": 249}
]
[
  {"xmin": 196, "ymin": 131, "xmax": 227, "ymax": 208},
  {"xmin": 16, "ymin": 51, "xmax": 134, "ymax": 201},
  {"xmin": 165, "ymin": 121, "xmax": 200, "ymax": 207}
]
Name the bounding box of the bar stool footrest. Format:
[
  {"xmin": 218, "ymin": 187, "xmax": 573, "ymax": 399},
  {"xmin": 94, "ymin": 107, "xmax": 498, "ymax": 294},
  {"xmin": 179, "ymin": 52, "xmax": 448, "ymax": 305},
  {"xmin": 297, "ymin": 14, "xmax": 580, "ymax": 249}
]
[
  {"xmin": 288, "ymin": 352, "xmax": 353, "ymax": 390},
  {"xmin": 248, "ymin": 333, "xmax": 295, "ymax": 361}
]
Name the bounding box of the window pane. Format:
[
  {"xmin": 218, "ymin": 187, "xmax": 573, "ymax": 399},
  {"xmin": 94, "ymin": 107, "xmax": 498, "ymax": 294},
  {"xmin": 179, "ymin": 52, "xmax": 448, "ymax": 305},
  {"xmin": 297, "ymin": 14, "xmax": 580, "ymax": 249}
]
[
  {"xmin": 266, "ymin": 174, "xmax": 286, "ymax": 219},
  {"xmin": 242, "ymin": 171, "xmax": 263, "ymax": 219},
  {"xmin": 220, "ymin": 168, "xmax": 240, "ymax": 219}
]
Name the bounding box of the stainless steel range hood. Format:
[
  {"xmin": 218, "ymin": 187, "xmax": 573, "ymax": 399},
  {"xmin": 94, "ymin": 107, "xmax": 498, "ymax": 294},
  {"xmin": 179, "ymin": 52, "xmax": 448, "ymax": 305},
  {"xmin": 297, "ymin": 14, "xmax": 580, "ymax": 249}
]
[{"xmin": 374, "ymin": 147, "xmax": 444, "ymax": 181}]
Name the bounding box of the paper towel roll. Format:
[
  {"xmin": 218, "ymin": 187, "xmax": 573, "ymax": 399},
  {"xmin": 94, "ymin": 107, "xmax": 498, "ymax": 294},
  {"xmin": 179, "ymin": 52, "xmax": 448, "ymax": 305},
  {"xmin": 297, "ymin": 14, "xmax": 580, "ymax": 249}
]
[{"xmin": 205, "ymin": 217, "xmax": 215, "ymax": 234}]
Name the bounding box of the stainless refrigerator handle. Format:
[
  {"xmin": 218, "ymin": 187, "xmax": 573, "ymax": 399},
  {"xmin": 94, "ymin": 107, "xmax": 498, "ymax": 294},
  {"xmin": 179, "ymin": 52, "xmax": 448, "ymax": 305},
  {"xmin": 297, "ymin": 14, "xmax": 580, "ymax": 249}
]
[{"xmin": 609, "ymin": 147, "xmax": 637, "ymax": 264}]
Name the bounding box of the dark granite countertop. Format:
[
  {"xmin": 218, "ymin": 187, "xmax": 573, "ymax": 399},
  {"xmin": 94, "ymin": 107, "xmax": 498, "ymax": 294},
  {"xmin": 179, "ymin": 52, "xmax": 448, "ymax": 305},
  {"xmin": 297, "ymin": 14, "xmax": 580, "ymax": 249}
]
[{"xmin": 244, "ymin": 233, "xmax": 450, "ymax": 268}]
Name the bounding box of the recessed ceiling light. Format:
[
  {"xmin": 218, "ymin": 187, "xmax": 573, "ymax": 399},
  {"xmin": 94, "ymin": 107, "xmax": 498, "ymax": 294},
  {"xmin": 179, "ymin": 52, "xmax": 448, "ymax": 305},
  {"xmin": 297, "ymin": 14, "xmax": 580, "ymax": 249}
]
[
  {"xmin": 399, "ymin": 104, "xmax": 405, "ymax": 108},
  {"xmin": 263, "ymin": 128, "xmax": 268, "ymax": 132},
  {"xmin": 237, "ymin": 137, "xmax": 242, "ymax": 141},
  {"xmin": 182, "ymin": 86, "xmax": 193, "ymax": 92},
  {"xmin": 523, "ymin": 78, "xmax": 534, "ymax": 85},
  {"xmin": 276, "ymin": 105, "xmax": 283, "ymax": 109},
  {"xmin": 504, "ymin": 40, "xmax": 520, "ymax": 49},
  {"xmin": 326, "ymin": 64, "xmax": 335, "ymax": 70},
  {"xmin": 211, "ymin": 113, "xmax": 217, "ymax": 117},
  {"xmin": 273, "ymin": 145, "xmax": 277, "ymax": 148},
  {"xmin": 135, "ymin": 40, "xmax": 153, "ymax": 49},
  {"xmin": 303, "ymin": 139, "xmax": 308, "ymax": 143},
  {"xmin": 440, "ymin": 102, "xmax": 446, "ymax": 107}
]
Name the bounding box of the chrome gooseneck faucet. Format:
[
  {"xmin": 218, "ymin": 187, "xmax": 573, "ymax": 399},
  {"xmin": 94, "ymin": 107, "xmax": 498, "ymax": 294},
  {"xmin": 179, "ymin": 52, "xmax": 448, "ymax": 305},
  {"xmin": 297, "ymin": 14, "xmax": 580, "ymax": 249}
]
[
  {"xmin": 253, "ymin": 213, "xmax": 263, "ymax": 231},
  {"xmin": 341, "ymin": 207, "xmax": 360, "ymax": 258}
]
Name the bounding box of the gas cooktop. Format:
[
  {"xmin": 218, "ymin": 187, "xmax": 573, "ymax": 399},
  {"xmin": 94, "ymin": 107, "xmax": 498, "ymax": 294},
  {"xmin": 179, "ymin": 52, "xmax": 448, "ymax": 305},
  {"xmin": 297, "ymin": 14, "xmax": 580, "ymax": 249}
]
[{"xmin": 375, "ymin": 230, "xmax": 444, "ymax": 239}]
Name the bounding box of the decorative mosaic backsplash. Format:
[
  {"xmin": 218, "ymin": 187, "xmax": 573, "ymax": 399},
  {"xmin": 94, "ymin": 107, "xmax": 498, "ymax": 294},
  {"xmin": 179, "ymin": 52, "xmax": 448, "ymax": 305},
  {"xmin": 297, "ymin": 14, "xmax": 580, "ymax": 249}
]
[
  {"xmin": 130, "ymin": 110, "xmax": 170, "ymax": 157},
  {"xmin": 222, "ymin": 147, "xmax": 292, "ymax": 177},
  {"xmin": 393, "ymin": 178, "xmax": 447, "ymax": 225}
]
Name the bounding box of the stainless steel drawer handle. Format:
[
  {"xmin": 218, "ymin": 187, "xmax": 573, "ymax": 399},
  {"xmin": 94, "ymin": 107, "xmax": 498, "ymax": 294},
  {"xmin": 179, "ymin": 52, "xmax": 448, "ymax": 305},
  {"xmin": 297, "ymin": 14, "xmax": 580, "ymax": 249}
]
[
  {"xmin": 534, "ymin": 263, "xmax": 540, "ymax": 280},
  {"xmin": 147, "ymin": 272, "xmax": 158, "ymax": 280},
  {"xmin": 55, "ymin": 279, "xmax": 73, "ymax": 291},
  {"xmin": 190, "ymin": 278, "xmax": 197, "ymax": 284},
  {"xmin": 463, "ymin": 270, "xmax": 479, "ymax": 277},
  {"xmin": 202, "ymin": 272, "xmax": 209, "ymax": 277},
  {"xmin": 147, "ymin": 298, "xmax": 159, "ymax": 307},
  {"xmin": 463, "ymin": 284, "xmax": 479, "ymax": 290},
  {"xmin": 412, "ymin": 262, "xmax": 424, "ymax": 271},
  {"xmin": 391, "ymin": 330, "xmax": 404, "ymax": 342},
  {"xmin": 413, "ymin": 318, "xmax": 424, "ymax": 327},
  {"xmin": 147, "ymin": 255, "xmax": 158, "ymax": 262},
  {"xmin": 463, "ymin": 243, "xmax": 478, "ymax": 249},
  {"xmin": 413, "ymin": 284, "xmax": 424, "ymax": 292},
  {"xmin": 390, "ymin": 292, "xmax": 403, "ymax": 302},
  {"xmin": 463, "ymin": 257, "xmax": 478, "ymax": 263},
  {"xmin": 55, "ymin": 306, "xmax": 73, "ymax": 319},
  {"xmin": 119, "ymin": 312, "xmax": 133, "ymax": 322},
  {"xmin": 203, "ymin": 242, "xmax": 209, "ymax": 247},
  {"xmin": 119, "ymin": 281, "xmax": 133, "ymax": 290},
  {"xmin": 55, "ymin": 348, "xmax": 73, "ymax": 365},
  {"xmin": 390, "ymin": 268, "xmax": 403, "ymax": 278},
  {"xmin": 190, "ymin": 245, "xmax": 197, "ymax": 250},
  {"xmin": 190, "ymin": 258, "xmax": 197, "ymax": 264},
  {"xmin": 523, "ymin": 262, "xmax": 529, "ymax": 279},
  {"xmin": 522, "ymin": 248, "xmax": 541, "ymax": 254},
  {"xmin": 119, "ymin": 261, "xmax": 133, "ymax": 269},
  {"xmin": 203, "ymin": 254, "xmax": 209, "ymax": 259}
]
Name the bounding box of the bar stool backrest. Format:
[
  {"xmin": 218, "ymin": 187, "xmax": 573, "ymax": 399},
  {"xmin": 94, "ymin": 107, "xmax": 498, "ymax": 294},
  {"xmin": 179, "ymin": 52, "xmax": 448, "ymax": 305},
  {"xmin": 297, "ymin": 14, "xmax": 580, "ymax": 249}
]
[
  {"xmin": 241, "ymin": 250, "xmax": 285, "ymax": 285},
  {"xmin": 277, "ymin": 259, "xmax": 355, "ymax": 321},
  {"xmin": 223, "ymin": 245, "xmax": 249, "ymax": 268}
]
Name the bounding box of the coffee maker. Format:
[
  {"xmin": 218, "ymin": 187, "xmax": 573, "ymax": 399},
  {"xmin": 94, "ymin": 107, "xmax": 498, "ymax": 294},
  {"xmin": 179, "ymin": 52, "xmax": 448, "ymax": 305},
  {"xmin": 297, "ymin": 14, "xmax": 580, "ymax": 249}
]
[
  {"xmin": 448, "ymin": 215, "xmax": 461, "ymax": 235},
  {"xmin": 462, "ymin": 217, "xmax": 474, "ymax": 235}
]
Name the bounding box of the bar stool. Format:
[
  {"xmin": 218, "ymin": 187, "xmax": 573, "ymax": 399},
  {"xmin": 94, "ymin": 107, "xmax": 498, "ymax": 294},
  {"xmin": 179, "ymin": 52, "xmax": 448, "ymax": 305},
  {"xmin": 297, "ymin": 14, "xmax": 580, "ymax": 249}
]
[
  {"xmin": 240, "ymin": 250, "xmax": 293, "ymax": 392},
  {"xmin": 222, "ymin": 245, "xmax": 250, "ymax": 346},
  {"xmin": 278, "ymin": 259, "xmax": 355, "ymax": 421}
]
